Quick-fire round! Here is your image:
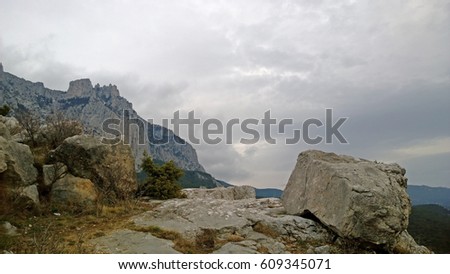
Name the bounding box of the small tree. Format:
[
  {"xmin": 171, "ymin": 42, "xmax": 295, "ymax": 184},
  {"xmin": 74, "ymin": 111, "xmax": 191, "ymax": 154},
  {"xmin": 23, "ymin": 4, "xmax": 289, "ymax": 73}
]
[
  {"xmin": 138, "ymin": 153, "xmax": 184, "ymax": 200},
  {"xmin": 15, "ymin": 108, "xmax": 41, "ymax": 147},
  {"xmin": 0, "ymin": 104, "xmax": 10, "ymax": 116},
  {"xmin": 44, "ymin": 111, "xmax": 83, "ymax": 149}
]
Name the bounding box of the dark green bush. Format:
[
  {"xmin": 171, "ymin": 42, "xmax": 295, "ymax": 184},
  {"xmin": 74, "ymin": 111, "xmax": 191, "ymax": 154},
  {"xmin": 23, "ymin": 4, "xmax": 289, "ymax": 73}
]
[
  {"xmin": 138, "ymin": 153, "xmax": 184, "ymax": 200},
  {"xmin": 0, "ymin": 104, "xmax": 10, "ymax": 116}
]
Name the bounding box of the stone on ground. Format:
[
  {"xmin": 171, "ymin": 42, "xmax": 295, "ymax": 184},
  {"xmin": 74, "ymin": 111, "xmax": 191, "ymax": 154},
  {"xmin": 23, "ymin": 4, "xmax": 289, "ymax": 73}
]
[{"xmin": 91, "ymin": 229, "xmax": 180, "ymax": 254}]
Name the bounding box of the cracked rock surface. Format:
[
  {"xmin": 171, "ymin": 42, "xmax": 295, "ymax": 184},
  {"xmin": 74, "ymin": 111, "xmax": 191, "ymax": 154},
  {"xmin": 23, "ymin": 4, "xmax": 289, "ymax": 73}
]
[
  {"xmin": 91, "ymin": 229, "xmax": 181, "ymax": 254},
  {"xmin": 91, "ymin": 197, "xmax": 332, "ymax": 254},
  {"xmin": 282, "ymin": 150, "xmax": 412, "ymax": 249}
]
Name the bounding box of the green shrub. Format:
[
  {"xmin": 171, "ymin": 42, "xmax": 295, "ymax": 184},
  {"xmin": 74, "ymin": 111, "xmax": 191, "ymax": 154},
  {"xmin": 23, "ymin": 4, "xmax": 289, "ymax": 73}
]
[
  {"xmin": 0, "ymin": 105, "xmax": 10, "ymax": 116},
  {"xmin": 138, "ymin": 153, "xmax": 184, "ymax": 199},
  {"xmin": 408, "ymin": 204, "xmax": 450, "ymax": 253}
]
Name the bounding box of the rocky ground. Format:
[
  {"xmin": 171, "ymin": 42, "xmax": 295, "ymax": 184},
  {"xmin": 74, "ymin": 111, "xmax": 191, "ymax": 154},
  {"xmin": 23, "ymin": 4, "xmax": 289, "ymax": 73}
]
[
  {"xmin": 89, "ymin": 149, "xmax": 433, "ymax": 254},
  {"xmin": 1, "ymin": 186, "xmax": 431, "ymax": 254},
  {"xmin": 91, "ymin": 196, "xmax": 333, "ymax": 254}
]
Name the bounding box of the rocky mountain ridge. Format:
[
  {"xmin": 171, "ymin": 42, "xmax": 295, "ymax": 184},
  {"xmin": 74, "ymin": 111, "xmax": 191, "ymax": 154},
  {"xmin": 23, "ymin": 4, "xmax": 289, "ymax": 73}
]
[
  {"xmin": 407, "ymin": 185, "xmax": 450, "ymax": 209},
  {"xmin": 0, "ymin": 65, "xmax": 206, "ymax": 174}
]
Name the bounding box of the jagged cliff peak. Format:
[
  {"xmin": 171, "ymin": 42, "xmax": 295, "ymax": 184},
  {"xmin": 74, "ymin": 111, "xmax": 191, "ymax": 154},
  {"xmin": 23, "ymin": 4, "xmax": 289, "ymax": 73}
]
[
  {"xmin": 67, "ymin": 78, "xmax": 93, "ymax": 97},
  {"xmin": 68, "ymin": 79, "xmax": 121, "ymax": 100},
  {"xmin": 0, "ymin": 69, "xmax": 207, "ymax": 174},
  {"xmin": 95, "ymin": 83, "xmax": 120, "ymax": 98}
]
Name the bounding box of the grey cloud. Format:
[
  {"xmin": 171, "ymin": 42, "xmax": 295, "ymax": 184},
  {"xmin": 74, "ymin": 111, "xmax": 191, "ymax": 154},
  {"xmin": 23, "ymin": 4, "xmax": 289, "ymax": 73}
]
[
  {"xmin": 401, "ymin": 153, "xmax": 450, "ymax": 188},
  {"xmin": 195, "ymin": 143, "xmax": 251, "ymax": 182},
  {"xmin": 1, "ymin": 0, "xmax": 449, "ymax": 188},
  {"xmin": 0, "ymin": 39, "xmax": 86, "ymax": 91},
  {"xmin": 89, "ymin": 71, "xmax": 191, "ymax": 119}
]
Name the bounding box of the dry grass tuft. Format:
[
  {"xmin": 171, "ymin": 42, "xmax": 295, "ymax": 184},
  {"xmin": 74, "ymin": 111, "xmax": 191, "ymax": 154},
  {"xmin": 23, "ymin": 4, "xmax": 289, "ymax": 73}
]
[
  {"xmin": 225, "ymin": 233, "xmax": 245, "ymax": 242},
  {"xmin": 0, "ymin": 200, "xmax": 155, "ymax": 253},
  {"xmin": 131, "ymin": 225, "xmax": 180, "ymax": 241},
  {"xmin": 253, "ymin": 222, "xmax": 280, "ymax": 239},
  {"xmin": 257, "ymin": 244, "xmax": 269, "ymax": 253},
  {"xmin": 195, "ymin": 228, "xmax": 216, "ymax": 250}
]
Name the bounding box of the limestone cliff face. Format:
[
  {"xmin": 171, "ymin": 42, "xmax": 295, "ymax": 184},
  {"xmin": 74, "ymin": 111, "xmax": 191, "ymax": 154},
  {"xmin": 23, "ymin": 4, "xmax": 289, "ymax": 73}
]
[
  {"xmin": 67, "ymin": 79, "xmax": 94, "ymax": 97},
  {"xmin": 0, "ymin": 68, "xmax": 205, "ymax": 172}
]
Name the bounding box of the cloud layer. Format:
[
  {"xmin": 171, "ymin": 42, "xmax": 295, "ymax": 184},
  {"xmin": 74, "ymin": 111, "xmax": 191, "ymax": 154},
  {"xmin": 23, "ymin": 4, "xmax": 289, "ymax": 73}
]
[{"xmin": 1, "ymin": 0, "xmax": 449, "ymax": 188}]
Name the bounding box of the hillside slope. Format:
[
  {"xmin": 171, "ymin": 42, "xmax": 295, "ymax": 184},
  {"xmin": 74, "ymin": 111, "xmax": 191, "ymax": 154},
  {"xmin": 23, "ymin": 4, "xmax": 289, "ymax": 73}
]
[
  {"xmin": 408, "ymin": 204, "xmax": 450, "ymax": 254},
  {"xmin": 0, "ymin": 66, "xmax": 223, "ymax": 188}
]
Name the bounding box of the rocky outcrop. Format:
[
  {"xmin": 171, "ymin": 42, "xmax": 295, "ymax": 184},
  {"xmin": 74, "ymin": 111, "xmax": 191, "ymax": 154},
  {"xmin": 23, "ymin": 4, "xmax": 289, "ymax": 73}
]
[
  {"xmin": 42, "ymin": 163, "xmax": 68, "ymax": 187},
  {"xmin": 0, "ymin": 116, "xmax": 20, "ymax": 139},
  {"xmin": 1, "ymin": 221, "xmax": 18, "ymax": 236},
  {"xmin": 67, "ymin": 79, "xmax": 94, "ymax": 98},
  {"xmin": 18, "ymin": 184, "xmax": 40, "ymax": 206},
  {"xmin": 0, "ymin": 129, "xmax": 37, "ymax": 187},
  {"xmin": 0, "ymin": 122, "xmax": 10, "ymax": 140},
  {"xmin": 393, "ymin": 231, "xmax": 431, "ymax": 254},
  {"xmin": 282, "ymin": 150, "xmax": 421, "ymax": 251},
  {"xmin": 95, "ymin": 83, "xmax": 120, "ymax": 99},
  {"xmin": 128, "ymin": 198, "xmax": 332, "ymax": 254},
  {"xmin": 50, "ymin": 174, "xmax": 97, "ymax": 212},
  {"xmin": 50, "ymin": 135, "xmax": 137, "ymax": 199},
  {"xmin": 182, "ymin": 186, "xmax": 256, "ymax": 200},
  {"xmin": 0, "ymin": 121, "xmax": 40, "ymax": 210}
]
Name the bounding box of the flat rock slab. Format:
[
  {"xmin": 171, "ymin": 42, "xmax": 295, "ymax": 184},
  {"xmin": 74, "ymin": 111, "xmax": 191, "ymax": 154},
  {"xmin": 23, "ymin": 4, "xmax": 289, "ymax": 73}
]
[
  {"xmin": 182, "ymin": 186, "xmax": 256, "ymax": 200},
  {"xmin": 132, "ymin": 198, "xmax": 289, "ymax": 237},
  {"xmin": 90, "ymin": 198, "xmax": 331, "ymax": 254},
  {"xmin": 90, "ymin": 229, "xmax": 180, "ymax": 254},
  {"xmin": 213, "ymin": 243, "xmax": 258, "ymax": 254},
  {"xmin": 129, "ymin": 198, "xmax": 330, "ymax": 254}
]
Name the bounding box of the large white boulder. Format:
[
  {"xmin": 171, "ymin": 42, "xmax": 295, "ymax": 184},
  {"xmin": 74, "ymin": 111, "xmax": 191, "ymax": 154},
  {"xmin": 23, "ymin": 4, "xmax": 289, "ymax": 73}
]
[{"xmin": 282, "ymin": 150, "xmax": 411, "ymax": 248}]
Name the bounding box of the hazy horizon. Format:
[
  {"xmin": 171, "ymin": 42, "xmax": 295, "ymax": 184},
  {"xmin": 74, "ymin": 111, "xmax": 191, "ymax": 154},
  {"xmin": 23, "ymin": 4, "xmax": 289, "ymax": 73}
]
[{"xmin": 1, "ymin": 0, "xmax": 449, "ymax": 189}]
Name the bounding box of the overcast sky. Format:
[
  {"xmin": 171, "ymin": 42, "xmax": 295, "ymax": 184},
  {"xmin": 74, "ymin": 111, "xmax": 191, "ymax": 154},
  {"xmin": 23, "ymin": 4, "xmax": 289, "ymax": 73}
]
[{"xmin": 1, "ymin": 0, "xmax": 449, "ymax": 188}]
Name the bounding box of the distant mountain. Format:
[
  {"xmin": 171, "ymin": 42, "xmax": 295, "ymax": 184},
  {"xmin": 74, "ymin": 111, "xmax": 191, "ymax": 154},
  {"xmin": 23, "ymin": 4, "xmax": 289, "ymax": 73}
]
[
  {"xmin": 0, "ymin": 64, "xmax": 224, "ymax": 188},
  {"xmin": 407, "ymin": 185, "xmax": 450, "ymax": 209},
  {"xmin": 408, "ymin": 204, "xmax": 450, "ymax": 254},
  {"xmin": 255, "ymin": 188, "xmax": 283, "ymax": 199}
]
